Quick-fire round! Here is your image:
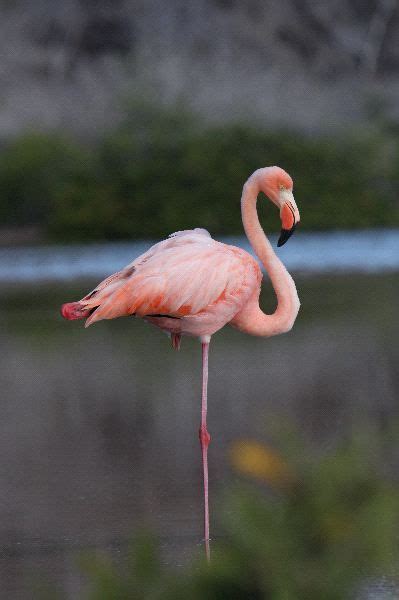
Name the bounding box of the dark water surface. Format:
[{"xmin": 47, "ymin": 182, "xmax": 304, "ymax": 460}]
[{"xmin": 1, "ymin": 273, "xmax": 399, "ymax": 598}]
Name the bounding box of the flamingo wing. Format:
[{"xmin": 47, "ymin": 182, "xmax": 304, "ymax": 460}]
[{"xmin": 80, "ymin": 229, "xmax": 256, "ymax": 327}]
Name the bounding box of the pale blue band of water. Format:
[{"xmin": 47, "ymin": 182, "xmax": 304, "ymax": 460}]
[{"xmin": 1, "ymin": 229, "xmax": 398, "ymax": 282}]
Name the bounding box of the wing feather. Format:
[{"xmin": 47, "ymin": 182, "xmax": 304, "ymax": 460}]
[{"xmin": 83, "ymin": 233, "xmax": 251, "ymax": 327}]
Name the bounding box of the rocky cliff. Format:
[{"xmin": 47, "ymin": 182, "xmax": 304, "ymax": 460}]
[{"xmin": 1, "ymin": 0, "xmax": 399, "ymax": 136}]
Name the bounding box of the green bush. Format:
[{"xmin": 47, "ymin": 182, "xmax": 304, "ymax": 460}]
[
  {"xmin": 0, "ymin": 132, "xmax": 89, "ymax": 228},
  {"xmin": 82, "ymin": 432, "xmax": 399, "ymax": 600},
  {"xmin": 1, "ymin": 104, "xmax": 399, "ymax": 241}
]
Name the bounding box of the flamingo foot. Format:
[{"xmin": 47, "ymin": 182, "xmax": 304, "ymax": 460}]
[{"xmin": 171, "ymin": 333, "xmax": 181, "ymax": 350}]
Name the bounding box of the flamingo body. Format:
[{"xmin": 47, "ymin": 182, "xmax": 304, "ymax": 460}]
[{"xmin": 62, "ymin": 228, "xmax": 262, "ymax": 341}]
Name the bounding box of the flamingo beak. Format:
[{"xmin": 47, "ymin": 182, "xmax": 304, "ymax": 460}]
[
  {"xmin": 277, "ymin": 223, "xmax": 297, "ymax": 247},
  {"xmin": 277, "ymin": 191, "xmax": 300, "ymax": 247}
]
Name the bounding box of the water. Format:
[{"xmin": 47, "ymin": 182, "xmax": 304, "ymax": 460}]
[
  {"xmin": 1, "ymin": 240, "xmax": 399, "ymax": 597},
  {"xmin": 1, "ymin": 229, "xmax": 398, "ymax": 283}
]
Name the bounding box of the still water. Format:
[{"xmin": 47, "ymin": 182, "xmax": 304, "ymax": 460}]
[
  {"xmin": 1, "ymin": 229, "xmax": 399, "ymax": 282},
  {"xmin": 0, "ymin": 232, "xmax": 399, "ymax": 598}
]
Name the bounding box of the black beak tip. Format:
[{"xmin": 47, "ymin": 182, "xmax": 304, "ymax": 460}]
[
  {"xmin": 277, "ymin": 232, "xmax": 288, "ymax": 247},
  {"xmin": 277, "ymin": 224, "xmax": 297, "ymax": 247}
]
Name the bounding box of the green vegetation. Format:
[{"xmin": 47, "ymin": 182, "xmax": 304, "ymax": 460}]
[
  {"xmin": 2, "ymin": 102, "xmax": 399, "ymax": 241},
  {"xmin": 82, "ymin": 431, "xmax": 399, "ymax": 599}
]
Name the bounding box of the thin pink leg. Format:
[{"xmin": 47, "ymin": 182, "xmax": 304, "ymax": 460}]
[{"xmin": 199, "ymin": 341, "xmax": 211, "ymax": 562}]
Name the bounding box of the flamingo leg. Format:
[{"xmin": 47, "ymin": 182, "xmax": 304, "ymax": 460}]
[{"xmin": 199, "ymin": 341, "xmax": 211, "ymax": 562}]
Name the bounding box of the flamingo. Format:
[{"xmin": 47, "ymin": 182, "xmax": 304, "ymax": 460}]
[{"xmin": 61, "ymin": 166, "xmax": 301, "ymax": 562}]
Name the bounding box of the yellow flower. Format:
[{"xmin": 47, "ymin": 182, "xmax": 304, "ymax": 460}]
[{"xmin": 230, "ymin": 440, "xmax": 294, "ymax": 489}]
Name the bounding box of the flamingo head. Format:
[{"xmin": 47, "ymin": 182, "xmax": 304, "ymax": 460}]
[{"xmin": 258, "ymin": 166, "xmax": 300, "ymax": 247}]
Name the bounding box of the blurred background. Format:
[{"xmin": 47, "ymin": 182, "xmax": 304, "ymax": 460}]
[{"xmin": 1, "ymin": 1, "xmax": 399, "ymax": 598}]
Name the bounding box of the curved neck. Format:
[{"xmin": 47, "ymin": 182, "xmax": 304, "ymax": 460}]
[{"xmin": 235, "ymin": 173, "xmax": 300, "ymax": 337}]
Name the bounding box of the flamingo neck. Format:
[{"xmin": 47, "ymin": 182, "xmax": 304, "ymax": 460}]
[{"xmin": 235, "ymin": 172, "xmax": 300, "ymax": 337}]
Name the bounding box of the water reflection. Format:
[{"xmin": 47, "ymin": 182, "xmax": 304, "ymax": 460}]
[{"xmin": 0, "ymin": 273, "xmax": 398, "ymax": 598}]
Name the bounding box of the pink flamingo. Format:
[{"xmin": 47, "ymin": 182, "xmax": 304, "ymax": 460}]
[{"xmin": 61, "ymin": 166, "xmax": 300, "ymax": 562}]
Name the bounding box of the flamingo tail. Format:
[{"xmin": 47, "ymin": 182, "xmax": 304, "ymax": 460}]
[{"xmin": 61, "ymin": 302, "xmax": 95, "ymax": 321}]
